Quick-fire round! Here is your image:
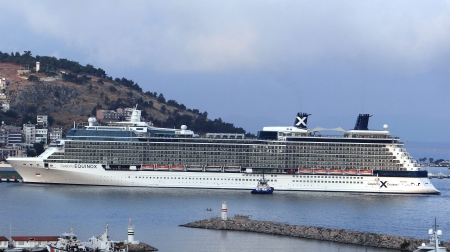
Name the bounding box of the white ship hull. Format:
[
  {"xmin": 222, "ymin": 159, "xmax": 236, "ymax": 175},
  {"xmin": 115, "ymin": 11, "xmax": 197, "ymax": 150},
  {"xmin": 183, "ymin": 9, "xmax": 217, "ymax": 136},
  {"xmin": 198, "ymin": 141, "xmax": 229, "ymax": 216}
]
[{"xmin": 7, "ymin": 160, "xmax": 439, "ymax": 194}]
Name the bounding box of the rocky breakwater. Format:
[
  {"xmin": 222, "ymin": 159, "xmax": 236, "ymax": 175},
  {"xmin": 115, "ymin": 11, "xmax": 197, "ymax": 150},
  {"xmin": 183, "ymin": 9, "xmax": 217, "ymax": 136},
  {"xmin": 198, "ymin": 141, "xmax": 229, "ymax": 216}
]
[
  {"xmin": 180, "ymin": 217, "xmax": 450, "ymax": 251},
  {"xmin": 118, "ymin": 242, "xmax": 158, "ymax": 252}
]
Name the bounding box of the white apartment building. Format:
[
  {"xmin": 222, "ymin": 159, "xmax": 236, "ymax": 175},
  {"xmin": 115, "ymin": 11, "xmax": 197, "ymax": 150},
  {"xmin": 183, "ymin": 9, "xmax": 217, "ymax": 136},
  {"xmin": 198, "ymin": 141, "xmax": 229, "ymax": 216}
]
[
  {"xmin": 36, "ymin": 128, "xmax": 48, "ymax": 144},
  {"xmin": 49, "ymin": 127, "xmax": 63, "ymax": 143},
  {"xmin": 23, "ymin": 123, "xmax": 36, "ymax": 144},
  {"xmin": 37, "ymin": 114, "xmax": 48, "ymax": 128}
]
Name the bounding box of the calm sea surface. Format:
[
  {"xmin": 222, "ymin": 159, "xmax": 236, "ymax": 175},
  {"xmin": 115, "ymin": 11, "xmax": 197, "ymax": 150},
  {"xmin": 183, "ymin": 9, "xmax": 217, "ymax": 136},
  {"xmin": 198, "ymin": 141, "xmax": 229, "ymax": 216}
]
[{"xmin": 0, "ymin": 167, "xmax": 449, "ymax": 252}]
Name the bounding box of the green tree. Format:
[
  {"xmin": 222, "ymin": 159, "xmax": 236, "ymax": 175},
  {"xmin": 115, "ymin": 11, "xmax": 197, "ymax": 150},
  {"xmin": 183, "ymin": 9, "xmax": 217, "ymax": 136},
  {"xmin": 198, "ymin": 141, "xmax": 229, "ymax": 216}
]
[
  {"xmin": 33, "ymin": 142, "xmax": 45, "ymax": 156},
  {"xmin": 157, "ymin": 93, "xmax": 166, "ymax": 103},
  {"xmin": 28, "ymin": 75, "xmax": 39, "ymax": 82},
  {"xmin": 26, "ymin": 147, "xmax": 36, "ymax": 157}
]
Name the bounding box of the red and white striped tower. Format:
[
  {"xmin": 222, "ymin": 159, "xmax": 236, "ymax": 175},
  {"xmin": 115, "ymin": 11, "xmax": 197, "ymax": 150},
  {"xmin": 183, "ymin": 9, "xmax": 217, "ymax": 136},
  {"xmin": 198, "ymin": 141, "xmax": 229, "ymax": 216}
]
[{"xmin": 221, "ymin": 201, "xmax": 227, "ymax": 220}]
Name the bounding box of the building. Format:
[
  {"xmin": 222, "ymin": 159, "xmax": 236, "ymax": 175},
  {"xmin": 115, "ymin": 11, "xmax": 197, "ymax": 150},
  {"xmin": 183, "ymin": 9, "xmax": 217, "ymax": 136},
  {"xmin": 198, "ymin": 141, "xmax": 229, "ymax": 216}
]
[
  {"xmin": 1, "ymin": 100, "xmax": 10, "ymax": 112},
  {"xmin": 49, "ymin": 127, "xmax": 63, "ymax": 143},
  {"xmin": 97, "ymin": 109, "xmax": 124, "ymax": 122},
  {"xmin": 0, "ymin": 236, "xmax": 8, "ymax": 249},
  {"xmin": 0, "ymin": 147, "xmax": 18, "ymax": 160},
  {"xmin": 37, "ymin": 115, "xmax": 48, "ymax": 128},
  {"xmin": 35, "ymin": 128, "xmax": 48, "ymax": 144},
  {"xmin": 10, "ymin": 236, "xmax": 59, "ymax": 249},
  {"xmin": 23, "ymin": 123, "xmax": 36, "ymax": 144},
  {"xmin": 6, "ymin": 128, "xmax": 22, "ymax": 147},
  {"xmin": 96, "ymin": 108, "xmax": 141, "ymax": 123}
]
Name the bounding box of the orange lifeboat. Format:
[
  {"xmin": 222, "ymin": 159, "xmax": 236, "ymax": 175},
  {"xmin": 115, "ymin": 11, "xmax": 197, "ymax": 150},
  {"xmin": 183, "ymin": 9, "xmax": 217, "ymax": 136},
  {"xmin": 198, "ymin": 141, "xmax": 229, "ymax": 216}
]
[
  {"xmin": 156, "ymin": 165, "xmax": 170, "ymax": 170},
  {"xmin": 359, "ymin": 170, "xmax": 372, "ymax": 175},
  {"xmin": 344, "ymin": 169, "xmax": 357, "ymax": 174},
  {"xmin": 171, "ymin": 165, "xmax": 185, "ymax": 171},
  {"xmin": 141, "ymin": 164, "xmax": 155, "ymax": 170},
  {"xmin": 329, "ymin": 169, "xmax": 342, "ymax": 174},
  {"xmin": 314, "ymin": 169, "xmax": 327, "ymax": 174},
  {"xmin": 299, "ymin": 168, "xmax": 312, "ymax": 173}
]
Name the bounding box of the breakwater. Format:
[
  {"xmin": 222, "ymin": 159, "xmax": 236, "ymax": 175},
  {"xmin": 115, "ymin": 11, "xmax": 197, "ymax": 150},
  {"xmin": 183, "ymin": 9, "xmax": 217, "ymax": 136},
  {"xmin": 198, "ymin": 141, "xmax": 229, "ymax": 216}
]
[
  {"xmin": 124, "ymin": 242, "xmax": 158, "ymax": 251},
  {"xmin": 181, "ymin": 217, "xmax": 450, "ymax": 251}
]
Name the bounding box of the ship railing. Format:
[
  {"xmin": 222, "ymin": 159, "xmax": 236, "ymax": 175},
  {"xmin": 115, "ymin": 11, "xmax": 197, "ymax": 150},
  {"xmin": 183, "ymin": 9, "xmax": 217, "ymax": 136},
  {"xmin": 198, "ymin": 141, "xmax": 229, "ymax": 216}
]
[{"xmin": 284, "ymin": 134, "xmax": 400, "ymax": 139}]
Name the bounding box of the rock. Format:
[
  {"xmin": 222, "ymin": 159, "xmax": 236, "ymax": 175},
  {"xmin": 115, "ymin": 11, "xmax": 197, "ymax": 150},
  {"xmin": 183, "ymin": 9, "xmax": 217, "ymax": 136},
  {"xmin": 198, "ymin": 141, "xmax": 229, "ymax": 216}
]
[{"xmin": 117, "ymin": 242, "xmax": 158, "ymax": 252}]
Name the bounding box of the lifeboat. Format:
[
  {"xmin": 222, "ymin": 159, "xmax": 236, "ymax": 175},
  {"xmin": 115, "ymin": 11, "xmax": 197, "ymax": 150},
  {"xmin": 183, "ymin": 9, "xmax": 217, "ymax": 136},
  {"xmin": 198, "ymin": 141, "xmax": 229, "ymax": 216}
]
[
  {"xmin": 329, "ymin": 169, "xmax": 342, "ymax": 174},
  {"xmin": 141, "ymin": 164, "xmax": 154, "ymax": 170},
  {"xmin": 171, "ymin": 165, "xmax": 185, "ymax": 171},
  {"xmin": 205, "ymin": 165, "xmax": 222, "ymax": 172},
  {"xmin": 285, "ymin": 169, "xmax": 296, "ymax": 174},
  {"xmin": 344, "ymin": 169, "xmax": 357, "ymax": 174},
  {"xmin": 359, "ymin": 170, "xmax": 372, "ymax": 175},
  {"xmin": 155, "ymin": 165, "xmax": 170, "ymax": 170},
  {"xmin": 314, "ymin": 169, "xmax": 327, "ymax": 174},
  {"xmin": 186, "ymin": 165, "xmax": 203, "ymax": 171},
  {"xmin": 299, "ymin": 168, "xmax": 312, "ymax": 174},
  {"xmin": 224, "ymin": 165, "xmax": 241, "ymax": 172}
]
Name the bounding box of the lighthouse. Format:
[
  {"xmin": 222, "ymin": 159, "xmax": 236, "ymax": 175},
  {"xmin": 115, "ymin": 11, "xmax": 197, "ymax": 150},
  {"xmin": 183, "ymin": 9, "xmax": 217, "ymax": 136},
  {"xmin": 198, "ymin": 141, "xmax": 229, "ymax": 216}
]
[
  {"xmin": 221, "ymin": 201, "xmax": 227, "ymax": 221},
  {"xmin": 126, "ymin": 218, "xmax": 139, "ymax": 244}
]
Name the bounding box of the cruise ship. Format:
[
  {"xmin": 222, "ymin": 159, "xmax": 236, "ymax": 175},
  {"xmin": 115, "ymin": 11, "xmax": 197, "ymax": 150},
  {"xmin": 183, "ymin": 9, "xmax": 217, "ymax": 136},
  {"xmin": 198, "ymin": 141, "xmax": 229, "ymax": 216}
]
[{"xmin": 7, "ymin": 108, "xmax": 439, "ymax": 194}]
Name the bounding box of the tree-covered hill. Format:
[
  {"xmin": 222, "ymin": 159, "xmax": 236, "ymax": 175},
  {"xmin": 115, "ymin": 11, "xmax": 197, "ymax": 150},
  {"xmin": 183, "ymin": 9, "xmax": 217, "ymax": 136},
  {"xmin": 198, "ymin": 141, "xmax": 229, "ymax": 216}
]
[{"xmin": 0, "ymin": 50, "xmax": 251, "ymax": 136}]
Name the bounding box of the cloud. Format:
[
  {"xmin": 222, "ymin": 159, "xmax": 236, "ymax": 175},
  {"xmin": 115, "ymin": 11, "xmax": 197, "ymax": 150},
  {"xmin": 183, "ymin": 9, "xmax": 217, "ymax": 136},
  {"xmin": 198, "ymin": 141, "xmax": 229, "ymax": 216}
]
[{"xmin": 3, "ymin": 1, "xmax": 450, "ymax": 75}]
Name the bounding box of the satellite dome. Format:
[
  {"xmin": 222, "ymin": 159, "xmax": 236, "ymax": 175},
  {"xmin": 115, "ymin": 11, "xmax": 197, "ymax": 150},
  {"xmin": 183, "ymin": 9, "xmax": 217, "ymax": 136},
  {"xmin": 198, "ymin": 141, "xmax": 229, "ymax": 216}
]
[
  {"xmin": 383, "ymin": 124, "xmax": 388, "ymax": 130},
  {"xmin": 181, "ymin": 125, "xmax": 187, "ymax": 130},
  {"xmin": 88, "ymin": 117, "xmax": 97, "ymax": 126}
]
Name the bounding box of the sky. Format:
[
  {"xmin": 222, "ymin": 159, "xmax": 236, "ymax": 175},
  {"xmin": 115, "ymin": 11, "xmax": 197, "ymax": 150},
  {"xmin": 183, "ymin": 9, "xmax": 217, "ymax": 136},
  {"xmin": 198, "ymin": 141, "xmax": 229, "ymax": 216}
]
[{"xmin": 1, "ymin": 1, "xmax": 450, "ymax": 147}]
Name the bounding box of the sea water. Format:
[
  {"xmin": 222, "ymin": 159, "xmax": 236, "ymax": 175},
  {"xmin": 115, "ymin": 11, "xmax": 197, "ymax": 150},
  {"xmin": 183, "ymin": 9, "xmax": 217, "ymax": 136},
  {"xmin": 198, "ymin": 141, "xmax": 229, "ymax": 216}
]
[{"xmin": 0, "ymin": 167, "xmax": 448, "ymax": 252}]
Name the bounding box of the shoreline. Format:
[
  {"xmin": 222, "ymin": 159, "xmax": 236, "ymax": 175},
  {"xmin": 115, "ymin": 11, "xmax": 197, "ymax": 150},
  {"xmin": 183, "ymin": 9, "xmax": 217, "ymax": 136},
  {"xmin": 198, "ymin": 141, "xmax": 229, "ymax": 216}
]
[{"xmin": 180, "ymin": 217, "xmax": 449, "ymax": 251}]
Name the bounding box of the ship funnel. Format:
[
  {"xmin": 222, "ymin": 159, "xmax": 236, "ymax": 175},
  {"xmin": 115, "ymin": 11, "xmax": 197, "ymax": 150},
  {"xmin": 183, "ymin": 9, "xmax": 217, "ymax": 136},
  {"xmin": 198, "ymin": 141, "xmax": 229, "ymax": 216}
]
[
  {"xmin": 130, "ymin": 108, "xmax": 141, "ymax": 122},
  {"xmin": 294, "ymin": 113, "xmax": 310, "ymax": 129},
  {"xmin": 354, "ymin": 114, "xmax": 372, "ymax": 130}
]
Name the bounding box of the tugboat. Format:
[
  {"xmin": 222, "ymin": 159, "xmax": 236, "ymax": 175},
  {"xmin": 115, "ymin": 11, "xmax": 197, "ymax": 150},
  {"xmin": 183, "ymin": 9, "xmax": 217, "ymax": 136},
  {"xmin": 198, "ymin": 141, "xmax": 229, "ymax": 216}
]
[
  {"xmin": 251, "ymin": 173, "xmax": 274, "ymax": 194},
  {"xmin": 414, "ymin": 218, "xmax": 447, "ymax": 252}
]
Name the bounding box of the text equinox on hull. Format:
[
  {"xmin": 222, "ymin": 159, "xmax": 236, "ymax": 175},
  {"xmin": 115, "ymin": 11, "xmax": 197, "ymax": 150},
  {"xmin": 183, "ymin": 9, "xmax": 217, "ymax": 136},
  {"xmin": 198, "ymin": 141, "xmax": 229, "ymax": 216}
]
[{"xmin": 7, "ymin": 107, "xmax": 439, "ymax": 194}]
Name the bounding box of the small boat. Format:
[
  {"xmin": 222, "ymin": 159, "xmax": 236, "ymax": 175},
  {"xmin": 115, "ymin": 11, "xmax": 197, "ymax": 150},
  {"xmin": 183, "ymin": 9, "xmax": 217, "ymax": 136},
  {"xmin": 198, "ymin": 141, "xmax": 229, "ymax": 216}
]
[
  {"xmin": 344, "ymin": 169, "xmax": 357, "ymax": 174},
  {"xmin": 47, "ymin": 228, "xmax": 88, "ymax": 252},
  {"xmin": 31, "ymin": 247, "xmax": 47, "ymax": 252},
  {"xmin": 251, "ymin": 176, "xmax": 274, "ymax": 194},
  {"xmin": 6, "ymin": 248, "xmax": 24, "ymax": 252},
  {"xmin": 329, "ymin": 169, "xmax": 342, "ymax": 174},
  {"xmin": 414, "ymin": 218, "xmax": 446, "ymax": 252},
  {"xmin": 87, "ymin": 224, "xmax": 115, "ymax": 252}
]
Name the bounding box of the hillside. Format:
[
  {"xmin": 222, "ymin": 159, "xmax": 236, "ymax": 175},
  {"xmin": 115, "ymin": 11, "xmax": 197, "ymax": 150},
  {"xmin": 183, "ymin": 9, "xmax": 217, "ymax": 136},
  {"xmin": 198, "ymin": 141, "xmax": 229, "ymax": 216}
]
[{"xmin": 0, "ymin": 52, "xmax": 247, "ymax": 135}]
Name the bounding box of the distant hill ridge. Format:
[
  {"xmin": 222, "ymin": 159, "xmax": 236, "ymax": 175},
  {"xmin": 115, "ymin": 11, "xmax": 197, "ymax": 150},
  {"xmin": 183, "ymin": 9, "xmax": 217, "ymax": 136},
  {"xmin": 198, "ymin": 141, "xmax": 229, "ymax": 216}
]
[{"xmin": 0, "ymin": 50, "xmax": 248, "ymax": 135}]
